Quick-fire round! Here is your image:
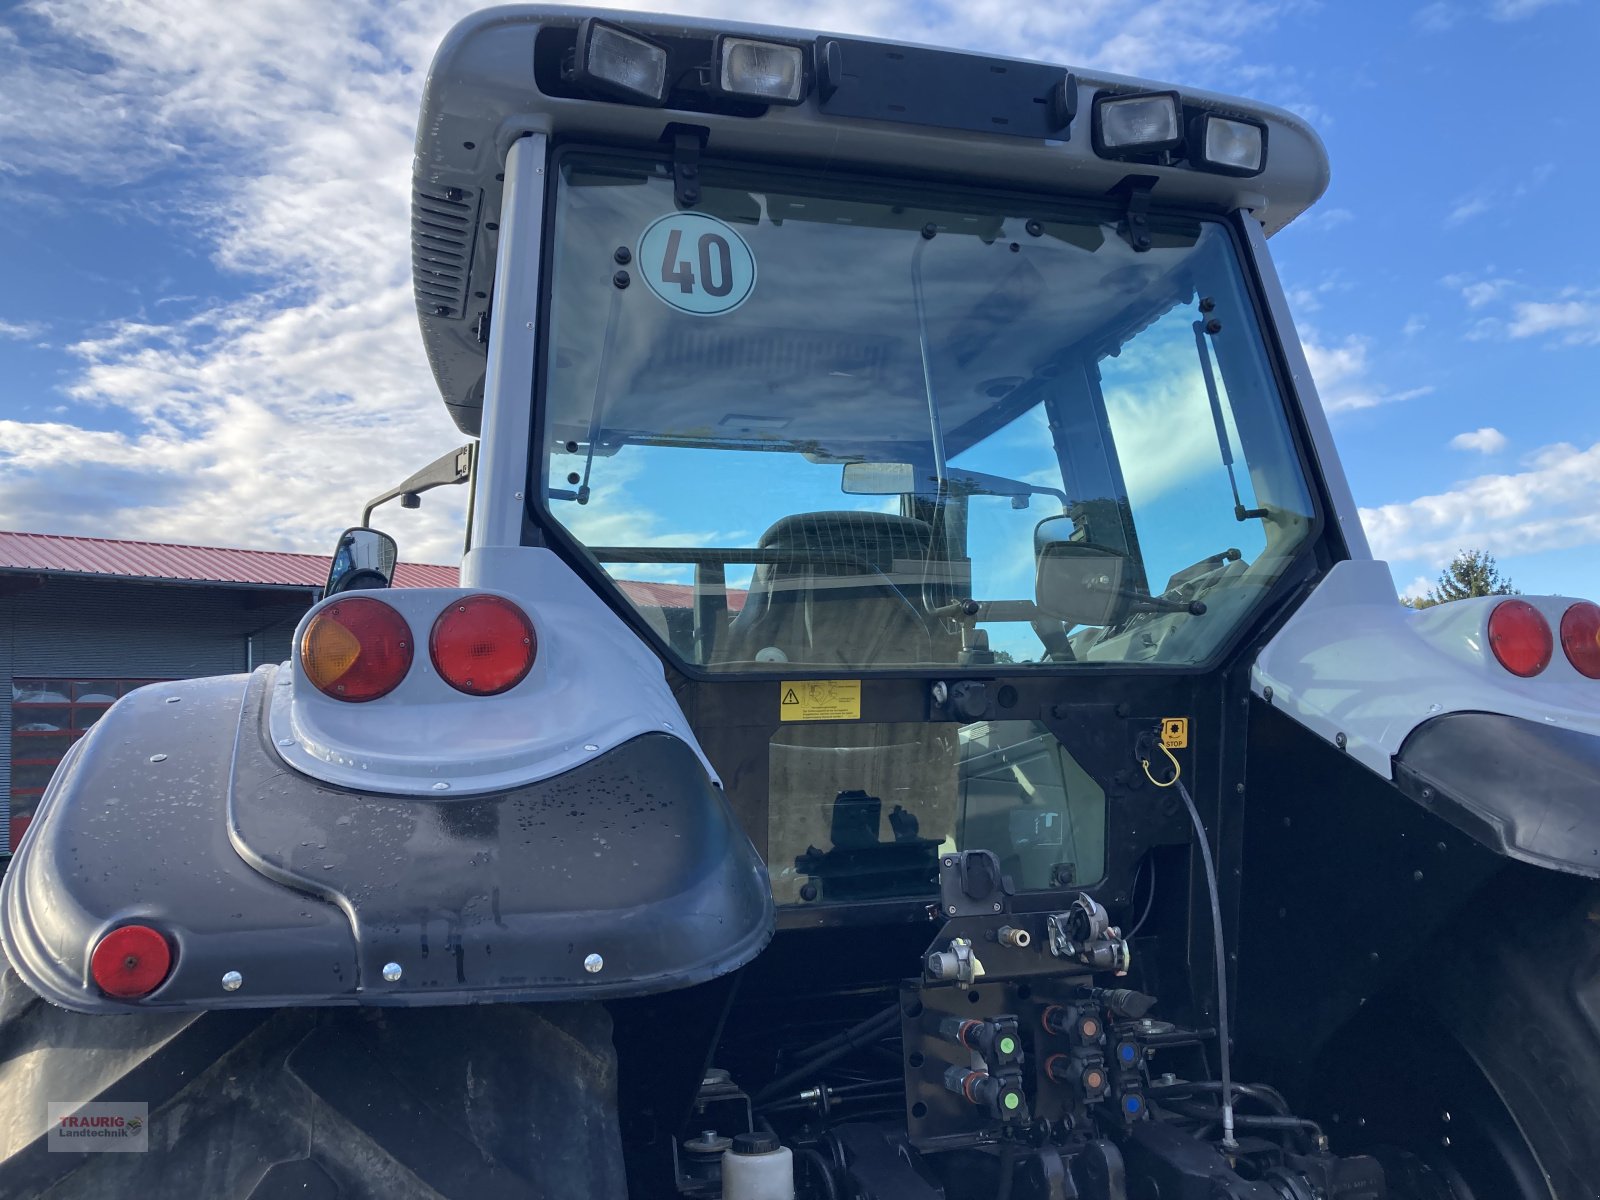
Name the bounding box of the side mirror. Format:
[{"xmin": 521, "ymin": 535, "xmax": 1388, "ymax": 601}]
[
  {"xmin": 326, "ymin": 528, "xmax": 398, "ymax": 595},
  {"xmin": 1033, "ymin": 515, "xmax": 1129, "ymax": 628}
]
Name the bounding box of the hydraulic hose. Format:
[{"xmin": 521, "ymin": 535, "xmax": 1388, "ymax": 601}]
[
  {"xmin": 1137, "ymin": 739, "xmax": 1240, "ymax": 1151},
  {"xmin": 1148, "ymin": 1079, "xmax": 1292, "ymax": 1116},
  {"xmin": 795, "ymin": 1147, "xmax": 841, "ymax": 1200},
  {"xmin": 1162, "ymin": 1099, "xmax": 1324, "ymax": 1150},
  {"xmin": 755, "ymin": 1008, "xmax": 900, "ymax": 1106},
  {"xmin": 1155, "ymin": 765, "xmax": 1235, "ymax": 1151},
  {"xmin": 792, "ymin": 1005, "xmax": 898, "ymax": 1063}
]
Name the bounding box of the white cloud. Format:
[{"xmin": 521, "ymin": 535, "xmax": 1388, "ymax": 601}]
[
  {"xmin": 1285, "ymin": 271, "xmax": 1355, "ymax": 320},
  {"xmin": 1446, "ymin": 195, "xmax": 1492, "ymax": 226},
  {"xmin": 1361, "ymin": 440, "xmax": 1600, "ymax": 566},
  {"xmin": 1449, "ymin": 427, "xmax": 1508, "ymax": 454},
  {"xmin": 1398, "ymin": 573, "xmax": 1435, "ymax": 602},
  {"xmin": 1442, "ymin": 166, "xmax": 1554, "ymax": 228},
  {"xmin": 1301, "ymin": 328, "xmax": 1433, "ymax": 413},
  {"xmin": 1402, "ymin": 314, "xmax": 1427, "ymax": 337},
  {"xmin": 1414, "ymin": 2, "xmax": 1460, "ymax": 31},
  {"xmin": 1489, "ymin": 0, "xmax": 1570, "ymax": 18},
  {"xmin": 1293, "ymin": 206, "xmax": 1354, "ymax": 233},
  {"xmin": 0, "ymin": 318, "xmax": 45, "ymax": 341},
  {"xmin": 1442, "ymin": 276, "xmax": 1600, "ymax": 347},
  {"xmin": 1459, "ymin": 278, "xmax": 1512, "ymax": 308},
  {"xmin": 1286, "ymin": 286, "xmax": 1322, "ymax": 316},
  {"xmin": 1420, "ymin": 0, "xmax": 1569, "ymax": 27},
  {"xmin": 1506, "ymin": 298, "xmax": 1600, "ymax": 346}
]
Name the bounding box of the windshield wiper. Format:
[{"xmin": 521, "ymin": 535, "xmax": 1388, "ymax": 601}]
[{"xmin": 1192, "ymin": 314, "xmax": 1268, "ymax": 523}]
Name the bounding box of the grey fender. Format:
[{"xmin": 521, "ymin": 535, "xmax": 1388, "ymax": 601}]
[
  {"xmin": 1394, "ymin": 713, "xmax": 1600, "ymax": 878},
  {"xmin": 1253, "ymin": 559, "xmax": 1600, "ymax": 878},
  {"xmin": 1, "ymin": 668, "xmax": 773, "ymax": 1013}
]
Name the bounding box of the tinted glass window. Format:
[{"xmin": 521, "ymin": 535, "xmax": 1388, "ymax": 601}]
[{"xmin": 540, "ymin": 152, "xmax": 1314, "ymax": 670}]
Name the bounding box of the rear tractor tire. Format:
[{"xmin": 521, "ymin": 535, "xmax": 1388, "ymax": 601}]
[
  {"xmin": 1315, "ymin": 871, "xmax": 1600, "ymax": 1200},
  {"xmin": 0, "ymin": 967, "xmax": 628, "ymax": 1200}
]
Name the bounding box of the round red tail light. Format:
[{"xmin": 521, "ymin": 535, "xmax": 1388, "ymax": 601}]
[
  {"xmin": 90, "ymin": 924, "xmax": 172, "ymax": 999},
  {"xmin": 1560, "ymin": 601, "xmax": 1600, "ymax": 679},
  {"xmin": 301, "ymin": 597, "xmax": 413, "ymax": 702},
  {"xmin": 1487, "ymin": 599, "xmax": 1553, "ymax": 678},
  {"xmin": 430, "ymin": 595, "xmax": 536, "ymax": 696}
]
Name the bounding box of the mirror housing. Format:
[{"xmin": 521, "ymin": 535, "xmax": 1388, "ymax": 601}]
[
  {"xmin": 326, "ymin": 528, "xmax": 398, "ymax": 595},
  {"xmin": 1033, "ymin": 515, "xmax": 1129, "ymax": 628}
]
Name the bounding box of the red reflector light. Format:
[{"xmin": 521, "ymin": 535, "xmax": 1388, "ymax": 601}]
[
  {"xmin": 301, "ymin": 597, "xmax": 413, "ymax": 702},
  {"xmin": 430, "ymin": 595, "xmax": 536, "ymax": 696},
  {"xmin": 90, "ymin": 924, "xmax": 173, "ymax": 999},
  {"xmin": 1560, "ymin": 601, "xmax": 1600, "ymax": 679},
  {"xmin": 1487, "ymin": 599, "xmax": 1553, "ymax": 678}
]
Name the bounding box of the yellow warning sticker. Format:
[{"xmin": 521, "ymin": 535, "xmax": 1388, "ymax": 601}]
[
  {"xmin": 1161, "ymin": 717, "xmax": 1189, "ymax": 749},
  {"xmin": 780, "ymin": 679, "xmax": 861, "ymax": 722}
]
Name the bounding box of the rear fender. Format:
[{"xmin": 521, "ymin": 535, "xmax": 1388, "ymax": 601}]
[
  {"xmin": 0, "ymin": 666, "xmax": 772, "ymax": 1013},
  {"xmin": 1253, "ymin": 560, "xmax": 1600, "ymax": 877}
]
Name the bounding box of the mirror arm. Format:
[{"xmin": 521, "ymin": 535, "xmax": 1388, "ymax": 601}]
[
  {"xmin": 362, "ymin": 444, "xmax": 474, "ymax": 527},
  {"xmin": 1125, "ymin": 592, "xmax": 1207, "ymax": 616}
]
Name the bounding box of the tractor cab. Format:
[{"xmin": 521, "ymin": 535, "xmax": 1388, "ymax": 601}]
[{"xmin": 527, "ymin": 142, "xmax": 1322, "ymax": 912}]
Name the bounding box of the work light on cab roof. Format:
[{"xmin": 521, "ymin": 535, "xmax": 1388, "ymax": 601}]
[
  {"xmin": 570, "ymin": 18, "xmax": 671, "ymax": 105},
  {"xmin": 716, "ymin": 36, "xmax": 806, "ymax": 104}
]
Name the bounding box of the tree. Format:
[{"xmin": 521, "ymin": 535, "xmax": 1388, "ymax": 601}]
[{"xmin": 1403, "ymin": 549, "xmax": 1518, "ymax": 609}]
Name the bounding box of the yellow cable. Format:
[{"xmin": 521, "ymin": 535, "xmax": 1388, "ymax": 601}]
[{"xmin": 1140, "ymin": 742, "xmax": 1181, "ymax": 789}]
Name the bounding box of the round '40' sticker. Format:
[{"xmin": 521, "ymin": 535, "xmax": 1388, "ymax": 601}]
[{"xmin": 638, "ymin": 212, "xmax": 756, "ymax": 316}]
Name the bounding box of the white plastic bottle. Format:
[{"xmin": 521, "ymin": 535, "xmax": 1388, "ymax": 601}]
[{"xmin": 721, "ymin": 1131, "xmax": 795, "ymax": 1200}]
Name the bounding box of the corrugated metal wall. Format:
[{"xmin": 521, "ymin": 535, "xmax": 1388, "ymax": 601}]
[
  {"xmin": 0, "ymin": 595, "xmax": 11, "ymax": 856},
  {"xmin": 1, "ymin": 577, "xmax": 313, "ymax": 853}
]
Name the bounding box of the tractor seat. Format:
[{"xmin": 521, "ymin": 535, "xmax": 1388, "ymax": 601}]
[{"xmin": 718, "ymin": 512, "xmax": 938, "ymax": 666}]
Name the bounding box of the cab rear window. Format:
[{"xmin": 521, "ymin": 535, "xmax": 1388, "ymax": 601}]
[{"xmin": 538, "ymin": 151, "xmax": 1314, "ymax": 671}]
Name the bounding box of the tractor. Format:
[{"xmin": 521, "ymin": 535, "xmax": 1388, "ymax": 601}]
[{"xmin": 4, "ymin": 7, "xmax": 1600, "ymax": 1199}]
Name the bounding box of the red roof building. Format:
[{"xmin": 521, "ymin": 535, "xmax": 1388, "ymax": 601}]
[
  {"xmin": 0, "ymin": 529, "xmax": 456, "ymax": 591},
  {"xmin": 0, "ymin": 530, "xmax": 734, "ymax": 610}
]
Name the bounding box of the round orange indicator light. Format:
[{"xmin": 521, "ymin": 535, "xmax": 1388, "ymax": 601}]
[{"xmin": 301, "ymin": 597, "xmax": 413, "ymax": 702}]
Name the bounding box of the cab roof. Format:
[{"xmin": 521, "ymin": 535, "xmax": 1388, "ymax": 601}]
[{"xmin": 413, "ymin": 6, "xmax": 1330, "ymax": 433}]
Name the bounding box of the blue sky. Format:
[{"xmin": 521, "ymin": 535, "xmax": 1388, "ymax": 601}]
[{"xmin": 0, "ymin": 0, "xmax": 1596, "ymax": 604}]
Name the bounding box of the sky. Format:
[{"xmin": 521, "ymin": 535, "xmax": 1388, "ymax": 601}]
[{"xmin": 0, "ymin": 0, "xmax": 1597, "ymax": 605}]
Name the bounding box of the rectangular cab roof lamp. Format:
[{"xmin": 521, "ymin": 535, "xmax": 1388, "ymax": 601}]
[
  {"xmin": 1093, "ymin": 91, "xmax": 1182, "ymax": 158},
  {"xmin": 1190, "ymin": 112, "xmax": 1267, "ymax": 176},
  {"xmin": 573, "ymin": 19, "xmax": 669, "ymax": 105},
  {"xmin": 717, "ymin": 36, "xmax": 806, "ymax": 104}
]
